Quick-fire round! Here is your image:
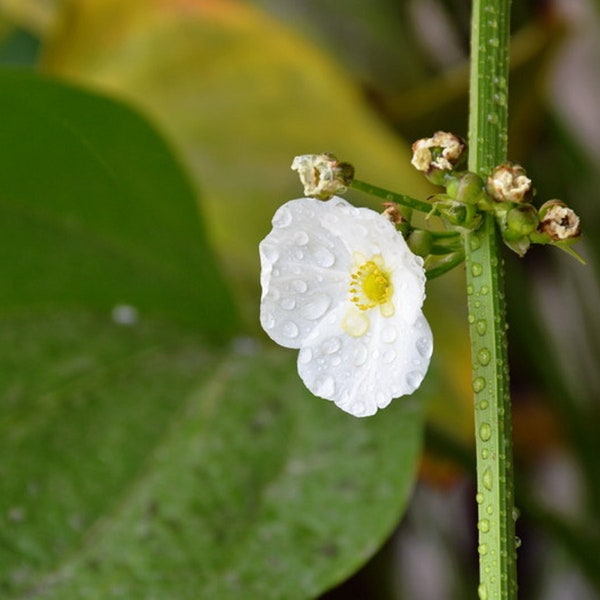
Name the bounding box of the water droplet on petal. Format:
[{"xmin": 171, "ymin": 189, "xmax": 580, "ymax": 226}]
[
  {"xmin": 342, "ymin": 311, "xmax": 369, "ymax": 337},
  {"xmin": 281, "ymin": 298, "xmax": 296, "ymax": 310},
  {"xmin": 293, "ymin": 230, "xmax": 309, "ymax": 245},
  {"xmin": 381, "ymin": 326, "xmax": 397, "ymax": 343},
  {"xmin": 416, "ymin": 336, "xmax": 433, "ymax": 359},
  {"xmin": 315, "ymin": 375, "xmax": 336, "ymax": 398},
  {"xmin": 300, "ymin": 294, "xmax": 331, "ymax": 320},
  {"xmin": 383, "ymin": 349, "xmax": 396, "ymax": 364},
  {"xmin": 406, "ymin": 370, "xmax": 424, "ymax": 390},
  {"xmin": 321, "ymin": 337, "xmax": 341, "ymax": 355},
  {"xmin": 282, "ymin": 321, "xmax": 299, "ymax": 339},
  {"xmin": 293, "ymin": 248, "xmax": 305, "ymax": 260},
  {"xmin": 314, "ymin": 247, "xmax": 335, "ymax": 267},
  {"xmin": 272, "ymin": 206, "xmax": 292, "ymax": 228},
  {"xmin": 352, "ymin": 343, "xmax": 368, "ymax": 366},
  {"xmin": 292, "ymin": 279, "xmax": 308, "ymax": 293},
  {"xmin": 263, "ymin": 312, "xmax": 275, "ymax": 329},
  {"xmin": 261, "ymin": 244, "xmax": 279, "ymax": 263},
  {"xmin": 298, "ymin": 348, "xmax": 312, "ymax": 364}
]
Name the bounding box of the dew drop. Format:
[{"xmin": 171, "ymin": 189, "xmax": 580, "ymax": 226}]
[
  {"xmin": 487, "ymin": 113, "xmax": 499, "ymax": 125},
  {"xmin": 382, "ymin": 326, "xmax": 397, "ymax": 343},
  {"xmin": 262, "ymin": 245, "xmax": 279, "ymax": 262},
  {"xmin": 293, "ymin": 248, "xmax": 305, "ymax": 260},
  {"xmin": 479, "ymin": 423, "xmax": 492, "ymax": 441},
  {"xmin": 406, "ymin": 370, "xmax": 424, "ymax": 390},
  {"xmin": 416, "ymin": 336, "xmax": 433, "ymax": 359},
  {"xmin": 470, "ymin": 236, "xmax": 481, "ymax": 250},
  {"xmin": 478, "ymin": 544, "xmax": 488, "ymax": 556},
  {"xmin": 468, "ymin": 314, "xmax": 475, "ymax": 324},
  {"xmin": 489, "ymin": 37, "xmax": 500, "ymax": 47},
  {"xmin": 298, "ymin": 348, "xmax": 312, "ymax": 364},
  {"xmin": 481, "ymin": 448, "xmax": 489, "ymax": 459},
  {"xmin": 263, "ymin": 312, "xmax": 275, "ymax": 329},
  {"xmin": 281, "ymin": 298, "xmax": 296, "ymax": 310},
  {"xmin": 479, "ymin": 400, "xmax": 489, "ymax": 410},
  {"xmin": 486, "ymin": 504, "xmax": 494, "ymax": 515},
  {"xmin": 476, "ymin": 492, "xmax": 484, "ymax": 504},
  {"xmin": 476, "ymin": 319, "xmax": 487, "ymax": 335},
  {"xmin": 272, "ymin": 206, "xmax": 292, "ymax": 228},
  {"xmin": 292, "ymin": 279, "xmax": 308, "ymax": 293},
  {"xmin": 293, "ymin": 230, "xmax": 309, "ymax": 245},
  {"xmin": 300, "ymin": 294, "xmax": 331, "ymax": 320},
  {"xmin": 482, "ymin": 467, "xmax": 493, "ymax": 491},
  {"xmin": 480, "ymin": 285, "xmax": 489, "ymax": 296},
  {"xmin": 478, "ymin": 348, "xmax": 491, "ymax": 366},
  {"xmin": 314, "ymin": 247, "xmax": 335, "ymax": 268},
  {"xmin": 321, "ymin": 337, "xmax": 341, "ymax": 355},
  {"xmin": 478, "ymin": 519, "xmax": 490, "ymax": 533},
  {"xmin": 383, "ymin": 349, "xmax": 396, "ymax": 364},
  {"xmin": 282, "ymin": 321, "xmax": 299, "ymax": 339},
  {"xmin": 473, "ymin": 376, "xmax": 486, "ymax": 393},
  {"xmin": 467, "ymin": 284, "xmax": 474, "ymax": 295},
  {"xmin": 315, "ymin": 375, "xmax": 336, "ymax": 397},
  {"xmin": 352, "ymin": 343, "xmax": 369, "ymax": 367},
  {"xmin": 472, "ymin": 263, "xmax": 483, "ymax": 277},
  {"xmin": 515, "ymin": 536, "xmax": 522, "ymax": 549},
  {"xmin": 478, "ymin": 583, "xmax": 488, "ymax": 600}
]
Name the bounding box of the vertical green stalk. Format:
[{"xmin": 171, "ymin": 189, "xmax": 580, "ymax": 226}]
[{"xmin": 466, "ymin": 1, "xmax": 517, "ymax": 599}]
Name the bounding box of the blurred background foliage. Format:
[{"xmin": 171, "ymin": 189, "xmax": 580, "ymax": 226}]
[{"xmin": 0, "ymin": 0, "xmax": 599, "ymax": 598}]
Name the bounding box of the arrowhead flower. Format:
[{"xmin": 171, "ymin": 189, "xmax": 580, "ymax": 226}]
[{"xmin": 259, "ymin": 196, "xmax": 433, "ymax": 417}]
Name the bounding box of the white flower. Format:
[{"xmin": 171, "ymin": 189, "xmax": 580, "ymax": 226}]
[{"xmin": 259, "ymin": 196, "xmax": 433, "ymax": 417}]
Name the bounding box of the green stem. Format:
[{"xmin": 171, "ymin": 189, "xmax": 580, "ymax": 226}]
[
  {"xmin": 350, "ymin": 179, "xmax": 432, "ymax": 213},
  {"xmin": 466, "ymin": 1, "xmax": 517, "ymax": 599}
]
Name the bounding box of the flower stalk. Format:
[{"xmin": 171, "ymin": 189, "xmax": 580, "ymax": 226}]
[{"xmin": 466, "ymin": 0, "xmax": 518, "ymax": 598}]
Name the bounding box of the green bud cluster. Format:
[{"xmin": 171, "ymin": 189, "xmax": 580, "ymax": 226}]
[{"xmin": 408, "ymin": 135, "xmax": 583, "ymax": 261}]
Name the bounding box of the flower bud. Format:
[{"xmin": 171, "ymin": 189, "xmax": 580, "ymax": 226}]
[
  {"xmin": 446, "ymin": 172, "xmax": 486, "ymax": 205},
  {"xmin": 503, "ymin": 204, "xmax": 539, "ymax": 241},
  {"xmin": 434, "ymin": 196, "xmax": 482, "ymax": 231},
  {"xmin": 486, "ymin": 162, "xmax": 532, "ymax": 203},
  {"xmin": 411, "ymin": 131, "xmax": 466, "ymax": 185},
  {"xmin": 407, "ymin": 230, "xmax": 433, "ymax": 258},
  {"xmin": 291, "ymin": 153, "xmax": 355, "ymax": 200},
  {"xmin": 537, "ymin": 200, "xmax": 581, "ymax": 242}
]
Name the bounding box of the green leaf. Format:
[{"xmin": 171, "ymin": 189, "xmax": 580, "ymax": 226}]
[
  {"xmin": 0, "ymin": 311, "xmax": 423, "ymax": 599},
  {"xmin": 0, "ymin": 68, "xmax": 238, "ymax": 340}
]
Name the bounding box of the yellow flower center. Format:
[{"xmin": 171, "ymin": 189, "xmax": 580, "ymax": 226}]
[{"xmin": 350, "ymin": 257, "xmax": 393, "ymax": 311}]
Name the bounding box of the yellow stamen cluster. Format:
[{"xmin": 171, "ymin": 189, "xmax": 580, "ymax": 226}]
[{"xmin": 350, "ymin": 258, "xmax": 393, "ymax": 311}]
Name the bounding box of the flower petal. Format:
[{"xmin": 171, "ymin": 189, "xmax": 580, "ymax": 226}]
[
  {"xmin": 297, "ymin": 307, "xmax": 433, "ymax": 417},
  {"xmin": 260, "ymin": 197, "xmax": 354, "ymax": 348}
]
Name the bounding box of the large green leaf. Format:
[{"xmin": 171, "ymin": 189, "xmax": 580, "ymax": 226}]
[
  {"xmin": 0, "ymin": 68, "xmax": 238, "ymax": 339},
  {"xmin": 1, "ymin": 312, "xmax": 423, "ymax": 599},
  {"xmin": 0, "ymin": 69, "xmax": 425, "ymax": 598}
]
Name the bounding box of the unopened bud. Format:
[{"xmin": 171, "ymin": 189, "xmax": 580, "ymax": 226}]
[
  {"xmin": 504, "ymin": 204, "xmax": 539, "ymax": 241},
  {"xmin": 538, "ymin": 200, "xmax": 581, "ymax": 241},
  {"xmin": 446, "ymin": 172, "xmax": 486, "ymax": 205},
  {"xmin": 291, "ymin": 153, "xmax": 354, "ymax": 200},
  {"xmin": 407, "ymin": 230, "xmax": 433, "ymax": 257},
  {"xmin": 411, "ymin": 131, "xmax": 466, "ymax": 184},
  {"xmin": 487, "ymin": 162, "xmax": 532, "ymax": 203}
]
